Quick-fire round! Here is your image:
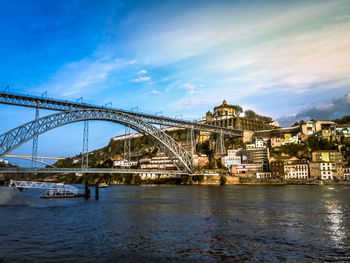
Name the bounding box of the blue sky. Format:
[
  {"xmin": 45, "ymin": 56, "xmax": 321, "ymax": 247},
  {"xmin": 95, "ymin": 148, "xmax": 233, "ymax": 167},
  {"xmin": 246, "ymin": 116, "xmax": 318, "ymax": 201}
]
[{"xmin": 0, "ymin": 0, "xmax": 350, "ymax": 165}]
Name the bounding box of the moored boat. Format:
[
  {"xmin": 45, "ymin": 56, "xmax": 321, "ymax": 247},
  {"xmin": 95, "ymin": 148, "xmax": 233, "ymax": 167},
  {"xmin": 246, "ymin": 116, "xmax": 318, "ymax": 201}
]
[{"xmin": 98, "ymin": 183, "xmax": 109, "ymax": 188}]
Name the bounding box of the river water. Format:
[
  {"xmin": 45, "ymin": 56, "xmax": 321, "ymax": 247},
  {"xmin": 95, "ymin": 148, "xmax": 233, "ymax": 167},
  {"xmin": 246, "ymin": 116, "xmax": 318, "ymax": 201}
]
[{"xmin": 0, "ymin": 185, "xmax": 349, "ymax": 262}]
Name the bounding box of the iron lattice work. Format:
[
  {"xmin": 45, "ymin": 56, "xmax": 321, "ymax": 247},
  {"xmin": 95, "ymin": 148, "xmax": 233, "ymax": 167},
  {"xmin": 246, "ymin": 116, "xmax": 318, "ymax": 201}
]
[
  {"xmin": 82, "ymin": 120, "xmax": 89, "ymax": 169},
  {"xmin": 215, "ymin": 130, "xmax": 226, "ymax": 155},
  {"xmin": 0, "ymin": 109, "xmax": 194, "ymax": 173},
  {"xmin": 123, "ymin": 126, "xmax": 131, "ymax": 162},
  {"xmin": 0, "ymin": 92, "xmax": 243, "ymax": 136},
  {"xmin": 187, "ymin": 128, "xmax": 196, "ymax": 155},
  {"xmin": 31, "ymin": 106, "xmax": 39, "ymax": 167}
]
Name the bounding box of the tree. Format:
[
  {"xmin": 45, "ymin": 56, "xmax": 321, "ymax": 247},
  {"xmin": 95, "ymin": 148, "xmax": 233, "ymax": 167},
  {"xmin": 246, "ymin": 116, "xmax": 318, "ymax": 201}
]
[
  {"xmin": 333, "ymin": 116, "xmax": 350, "ymax": 124},
  {"xmin": 233, "ymin": 105, "xmax": 243, "ymax": 116},
  {"xmin": 244, "ymin": 109, "xmax": 257, "ymax": 119}
]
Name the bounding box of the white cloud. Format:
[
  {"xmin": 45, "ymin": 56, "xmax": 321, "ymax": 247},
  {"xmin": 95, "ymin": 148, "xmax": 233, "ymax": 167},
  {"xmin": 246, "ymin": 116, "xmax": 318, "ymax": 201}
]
[
  {"xmin": 183, "ymin": 83, "xmax": 203, "ymax": 95},
  {"xmin": 132, "ymin": 76, "xmax": 151, "ymax": 82},
  {"xmin": 278, "ymin": 93, "xmax": 350, "ymax": 126},
  {"xmin": 138, "ymin": 69, "xmax": 147, "ymax": 74},
  {"xmin": 122, "ymin": 0, "xmax": 350, "ymax": 104},
  {"xmin": 39, "ymin": 57, "xmax": 133, "ymax": 97},
  {"xmin": 183, "ymin": 83, "xmax": 195, "ymax": 90}
]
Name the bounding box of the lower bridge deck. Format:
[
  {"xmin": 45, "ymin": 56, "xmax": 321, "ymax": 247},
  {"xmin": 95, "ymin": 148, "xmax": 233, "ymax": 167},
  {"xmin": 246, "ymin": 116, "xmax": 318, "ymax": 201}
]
[{"xmin": 0, "ymin": 167, "xmax": 189, "ymax": 176}]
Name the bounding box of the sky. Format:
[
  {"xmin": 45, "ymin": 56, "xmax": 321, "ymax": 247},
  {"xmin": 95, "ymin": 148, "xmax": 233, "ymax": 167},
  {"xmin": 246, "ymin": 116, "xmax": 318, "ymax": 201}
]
[{"xmin": 0, "ymin": 0, "xmax": 349, "ymax": 165}]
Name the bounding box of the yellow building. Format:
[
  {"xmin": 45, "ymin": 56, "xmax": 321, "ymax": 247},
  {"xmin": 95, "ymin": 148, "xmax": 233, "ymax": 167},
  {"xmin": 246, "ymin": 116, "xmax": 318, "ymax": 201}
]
[
  {"xmin": 312, "ymin": 150, "xmax": 343, "ymax": 163},
  {"xmin": 302, "ymin": 121, "xmax": 336, "ymax": 138},
  {"xmin": 199, "ymin": 131, "xmax": 210, "ymax": 143}
]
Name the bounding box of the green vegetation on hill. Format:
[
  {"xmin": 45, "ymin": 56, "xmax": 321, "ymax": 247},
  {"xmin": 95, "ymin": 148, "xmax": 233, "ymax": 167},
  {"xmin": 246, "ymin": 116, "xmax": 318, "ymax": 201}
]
[
  {"xmin": 244, "ymin": 109, "xmax": 272, "ymax": 122},
  {"xmin": 55, "ymin": 129, "xmax": 189, "ymax": 168},
  {"xmin": 271, "ymin": 135, "xmax": 339, "ymax": 159},
  {"xmin": 293, "ymin": 116, "xmax": 350, "ymax": 126},
  {"xmin": 333, "ymin": 116, "xmax": 350, "ymax": 124}
]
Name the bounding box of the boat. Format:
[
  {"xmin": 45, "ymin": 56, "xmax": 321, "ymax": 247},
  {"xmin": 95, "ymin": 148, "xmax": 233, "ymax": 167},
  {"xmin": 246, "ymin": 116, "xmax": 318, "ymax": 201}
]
[
  {"xmin": 40, "ymin": 187, "xmax": 85, "ymax": 198},
  {"xmin": 98, "ymin": 183, "xmax": 109, "ymax": 188}
]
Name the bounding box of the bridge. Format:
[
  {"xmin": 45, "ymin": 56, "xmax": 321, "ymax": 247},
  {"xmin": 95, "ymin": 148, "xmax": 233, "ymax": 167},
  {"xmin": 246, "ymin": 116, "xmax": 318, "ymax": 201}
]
[
  {"xmin": 4, "ymin": 154, "xmax": 65, "ymax": 167},
  {"xmin": 0, "ymin": 91, "xmax": 243, "ymax": 174},
  {"xmin": 0, "ymin": 167, "xmax": 186, "ymax": 175}
]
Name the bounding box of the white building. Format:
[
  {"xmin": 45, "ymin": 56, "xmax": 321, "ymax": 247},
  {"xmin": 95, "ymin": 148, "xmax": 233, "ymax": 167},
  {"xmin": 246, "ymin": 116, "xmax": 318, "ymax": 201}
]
[
  {"xmin": 255, "ymin": 138, "xmax": 264, "ymax": 148},
  {"xmin": 284, "ymin": 158, "xmax": 309, "ymax": 179},
  {"xmin": 113, "ymin": 160, "xmax": 138, "ymax": 167},
  {"xmin": 222, "ymin": 149, "xmax": 241, "ymax": 168}
]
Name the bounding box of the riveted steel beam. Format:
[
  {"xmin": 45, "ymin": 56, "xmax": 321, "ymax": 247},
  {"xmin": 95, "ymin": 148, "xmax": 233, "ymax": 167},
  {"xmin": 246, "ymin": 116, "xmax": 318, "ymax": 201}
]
[
  {"xmin": 0, "ymin": 109, "xmax": 194, "ymax": 173},
  {"xmin": 0, "ymin": 92, "xmax": 243, "ymax": 136}
]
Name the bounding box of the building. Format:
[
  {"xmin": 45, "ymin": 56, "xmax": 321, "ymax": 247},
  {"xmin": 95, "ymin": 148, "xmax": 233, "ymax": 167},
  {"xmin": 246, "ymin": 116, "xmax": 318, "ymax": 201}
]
[
  {"xmin": 221, "ymin": 149, "xmax": 241, "ymax": 168},
  {"xmin": 240, "ymin": 147, "xmax": 270, "ymax": 172},
  {"xmin": 301, "ymin": 121, "xmax": 336, "ymax": 138},
  {"xmin": 231, "ymin": 163, "xmax": 263, "ymax": 176},
  {"xmin": 312, "ymin": 150, "xmax": 343, "ymax": 163},
  {"xmin": 344, "ymin": 166, "xmax": 350, "ymax": 180},
  {"xmin": 205, "ymin": 100, "xmax": 276, "ymax": 131},
  {"xmin": 310, "ymin": 162, "xmax": 335, "ymax": 180},
  {"xmin": 113, "ymin": 160, "xmax": 138, "ymax": 167},
  {"xmin": 199, "ymin": 131, "xmax": 211, "ymax": 143},
  {"xmin": 336, "ymin": 124, "xmax": 350, "ymax": 137},
  {"xmin": 256, "ymin": 172, "xmax": 272, "ymax": 179},
  {"xmin": 271, "ymin": 137, "xmax": 282, "ymax": 148},
  {"xmin": 269, "ymin": 156, "xmax": 292, "ymax": 179},
  {"xmin": 139, "ymin": 153, "xmax": 176, "ymax": 170},
  {"xmin": 255, "ymin": 138, "xmax": 264, "ymax": 148},
  {"xmin": 283, "ymin": 157, "xmax": 309, "ymax": 179},
  {"xmin": 193, "ymin": 154, "xmax": 209, "ymax": 168}
]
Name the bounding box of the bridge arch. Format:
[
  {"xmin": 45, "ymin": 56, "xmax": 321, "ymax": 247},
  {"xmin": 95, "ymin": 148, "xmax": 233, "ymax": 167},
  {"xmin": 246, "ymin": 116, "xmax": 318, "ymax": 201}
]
[
  {"xmin": 0, "ymin": 109, "xmax": 194, "ymax": 173},
  {"xmin": 5, "ymin": 156, "xmax": 53, "ymax": 167}
]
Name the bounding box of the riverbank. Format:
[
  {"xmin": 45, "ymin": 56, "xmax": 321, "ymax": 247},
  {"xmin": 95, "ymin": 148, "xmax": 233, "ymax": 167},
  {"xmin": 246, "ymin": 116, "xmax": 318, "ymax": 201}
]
[{"xmin": 6, "ymin": 173, "xmax": 350, "ymax": 186}]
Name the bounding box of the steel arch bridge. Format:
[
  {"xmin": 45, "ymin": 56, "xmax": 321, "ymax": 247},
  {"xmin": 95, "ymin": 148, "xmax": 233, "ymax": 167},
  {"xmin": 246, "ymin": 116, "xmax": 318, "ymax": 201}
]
[{"xmin": 0, "ymin": 109, "xmax": 194, "ymax": 173}]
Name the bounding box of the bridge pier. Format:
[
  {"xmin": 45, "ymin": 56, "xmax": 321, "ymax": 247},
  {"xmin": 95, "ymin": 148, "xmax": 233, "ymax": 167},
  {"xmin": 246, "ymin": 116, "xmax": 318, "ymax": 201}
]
[
  {"xmin": 31, "ymin": 105, "xmax": 40, "ymax": 168},
  {"xmin": 84, "ymin": 183, "xmax": 90, "ymax": 199},
  {"xmin": 95, "ymin": 183, "xmax": 99, "ymax": 200},
  {"xmin": 215, "ymin": 130, "xmax": 225, "ymax": 155}
]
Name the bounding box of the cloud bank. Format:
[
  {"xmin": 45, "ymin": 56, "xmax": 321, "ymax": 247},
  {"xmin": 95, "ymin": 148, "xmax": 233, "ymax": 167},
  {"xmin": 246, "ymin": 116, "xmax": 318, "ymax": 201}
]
[{"xmin": 278, "ymin": 93, "xmax": 350, "ymax": 126}]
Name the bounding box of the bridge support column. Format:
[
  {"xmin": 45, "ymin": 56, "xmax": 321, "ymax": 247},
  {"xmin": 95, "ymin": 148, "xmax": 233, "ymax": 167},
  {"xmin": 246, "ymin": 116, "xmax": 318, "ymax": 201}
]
[
  {"xmin": 124, "ymin": 126, "xmax": 131, "ymax": 162},
  {"xmin": 215, "ymin": 130, "xmax": 225, "ymax": 155},
  {"xmin": 84, "ymin": 183, "xmax": 90, "ymax": 199},
  {"xmin": 82, "ymin": 120, "xmax": 89, "ymax": 169},
  {"xmin": 31, "ymin": 106, "xmax": 40, "ymax": 167},
  {"xmin": 95, "ymin": 182, "xmax": 99, "ymax": 200},
  {"xmin": 187, "ymin": 128, "xmax": 196, "ymax": 155}
]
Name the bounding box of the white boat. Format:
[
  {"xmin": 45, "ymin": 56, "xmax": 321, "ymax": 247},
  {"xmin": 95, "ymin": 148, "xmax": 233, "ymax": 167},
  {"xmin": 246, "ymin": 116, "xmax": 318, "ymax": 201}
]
[{"xmin": 98, "ymin": 183, "xmax": 109, "ymax": 188}]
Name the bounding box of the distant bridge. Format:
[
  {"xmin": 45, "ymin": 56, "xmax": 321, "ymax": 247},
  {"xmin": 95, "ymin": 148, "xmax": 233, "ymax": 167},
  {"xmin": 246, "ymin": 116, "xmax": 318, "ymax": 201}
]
[
  {"xmin": 0, "ymin": 92, "xmax": 243, "ymax": 174},
  {"xmin": 4, "ymin": 154, "xmax": 65, "ymax": 167}
]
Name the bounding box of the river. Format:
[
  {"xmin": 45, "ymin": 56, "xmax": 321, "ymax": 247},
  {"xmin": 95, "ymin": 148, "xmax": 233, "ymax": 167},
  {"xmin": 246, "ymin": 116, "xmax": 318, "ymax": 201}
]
[{"xmin": 0, "ymin": 185, "xmax": 349, "ymax": 262}]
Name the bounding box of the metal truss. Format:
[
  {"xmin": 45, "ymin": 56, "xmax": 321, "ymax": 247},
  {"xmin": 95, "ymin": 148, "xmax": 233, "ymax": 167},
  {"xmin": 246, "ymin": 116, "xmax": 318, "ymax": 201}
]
[
  {"xmin": 187, "ymin": 128, "xmax": 196, "ymax": 155},
  {"xmin": 0, "ymin": 92, "xmax": 242, "ymax": 136},
  {"xmin": 0, "ymin": 109, "xmax": 194, "ymax": 173},
  {"xmin": 31, "ymin": 106, "xmax": 39, "ymax": 167},
  {"xmin": 82, "ymin": 120, "xmax": 89, "ymax": 169},
  {"xmin": 1, "ymin": 167, "xmax": 186, "ymax": 175},
  {"xmin": 10, "ymin": 180, "xmax": 82, "ymax": 195},
  {"xmin": 123, "ymin": 126, "xmax": 131, "ymax": 162},
  {"xmin": 215, "ymin": 130, "xmax": 226, "ymax": 155}
]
